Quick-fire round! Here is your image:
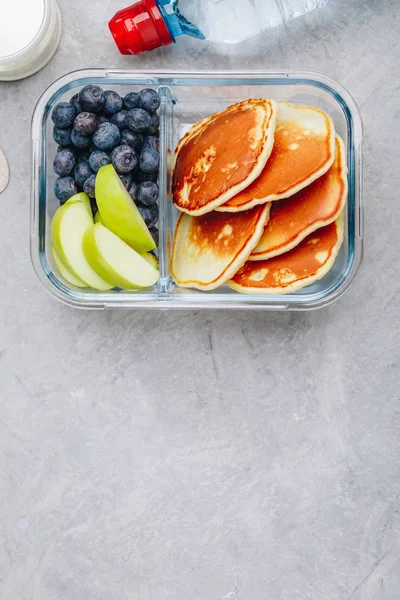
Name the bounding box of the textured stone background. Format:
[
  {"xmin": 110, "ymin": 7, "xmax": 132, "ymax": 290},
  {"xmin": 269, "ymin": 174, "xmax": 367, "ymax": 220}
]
[{"xmin": 0, "ymin": 0, "xmax": 400, "ymax": 598}]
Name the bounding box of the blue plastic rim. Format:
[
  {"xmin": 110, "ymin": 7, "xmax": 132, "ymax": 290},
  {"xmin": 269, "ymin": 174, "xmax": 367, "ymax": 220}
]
[{"xmin": 30, "ymin": 70, "xmax": 363, "ymax": 310}]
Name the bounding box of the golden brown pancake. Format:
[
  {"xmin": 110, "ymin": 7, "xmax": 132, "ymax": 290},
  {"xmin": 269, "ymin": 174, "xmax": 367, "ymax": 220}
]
[
  {"xmin": 250, "ymin": 136, "xmax": 347, "ymax": 261},
  {"xmin": 173, "ymin": 99, "xmax": 277, "ymax": 216},
  {"xmin": 228, "ymin": 214, "xmax": 344, "ymax": 295},
  {"xmin": 217, "ymin": 101, "xmax": 336, "ymax": 212},
  {"xmin": 172, "ymin": 203, "xmax": 271, "ymax": 291},
  {"xmin": 174, "ymin": 117, "xmax": 211, "ymax": 159}
]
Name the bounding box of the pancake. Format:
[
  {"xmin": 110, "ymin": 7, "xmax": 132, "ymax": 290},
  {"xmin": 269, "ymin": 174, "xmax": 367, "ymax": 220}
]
[
  {"xmin": 217, "ymin": 101, "xmax": 336, "ymax": 212},
  {"xmin": 172, "ymin": 203, "xmax": 271, "ymax": 291},
  {"xmin": 173, "ymin": 99, "xmax": 277, "ymax": 216},
  {"xmin": 174, "ymin": 117, "xmax": 211, "ymax": 160},
  {"xmin": 228, "ymin": 214, "xmax": 344, "ymax": 295},
  {"xmin": 250, "ymin": 136, "xmax": 347, "ymax": 261}
]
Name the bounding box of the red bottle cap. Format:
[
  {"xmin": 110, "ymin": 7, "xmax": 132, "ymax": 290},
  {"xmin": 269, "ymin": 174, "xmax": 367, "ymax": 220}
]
[{"xmin": 109, "ymin": 0, "xmax": 174, "ymax": 55}]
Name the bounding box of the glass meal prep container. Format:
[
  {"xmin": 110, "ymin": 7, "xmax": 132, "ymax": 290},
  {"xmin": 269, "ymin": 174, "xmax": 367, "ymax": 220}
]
[{"xmin": 31, "ymin": 70, "xmax": 363, "ymax": 310}]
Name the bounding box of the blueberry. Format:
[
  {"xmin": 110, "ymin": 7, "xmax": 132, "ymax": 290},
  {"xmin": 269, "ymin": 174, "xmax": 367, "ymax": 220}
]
[
  {"xmin": 55, "ymin": 177, "xmax": 77, "ymax": 204},
  {"xmin": 57, "ymin": 144, "xmax": 76, "ymax": 156},
  {"xmin": 73, "ymin": 112, "xmax": 99, "ymax": 135},
  {"xmin": 103, "ymin": 90, "xmax": 124, "ymax": 116},
  {"xmin": 111, "ymin": 144, "xmax": 138, "ymax": 174},
  {"xmin": 53, "ymin": 126, "xmax": 72, "ymax": 146},
  {"xmin": 136, "ymin": 170, "xmax": 158, "ymax": 183},
  {"xmin": 51, "ymin": 102, "xmax": 76, "ymax": 129},
  {"xmin": 98, "ymin": 115, "xmax": 109, "ymax": 124},
  {"xmin": 119, "ymin": 173, "xmax": 133, "ymax": 190},
  {"xmin": 137, "ymin": 181, "xmax": 159, "ymax": 206},
  {"xmin": 90, "ymin": 198, "xmax": 98, "ymax": 217},
  {"xmin": 70, "ymin": 93, "xmax": 83, "ymax": 114},
  {"xmin": 147, "ymin": 113, "xmax": 160, "ymax": 135},
  {"xmin": 53, "ymin": 149, "xmax": 76, "ymax": 177},
  {"xmin": 83, "ymin": 174, "xmax": 97, "ymax": 198},
  {"xmin": 71, "ymin": 129, "xmax": 92, "ymax": 149},
  {"xmin": 128, "ymin": 181, "xmax": 137, "ymax": 200},
  {"xmin": 139, "ymin": 146, "xmax": 159, "ymax": 173},
  {"xmin": 138, "ymin": 204, "xmax": 158, "ymax": 228},
  {"xmin": 123, "ymin": 92, "xmax": 139, "ymax": 111},
  {"xmin": 126, "ymin": 108, "xmax": 151, "ymax": 133},
  {"xmin": 79, "ymin": 84, "xmax": 105, "ymax": 113},
  {"xmin": 143, "ymin": 135, "xmax": 158, "ymax": 151},
  {"xmin": 74, "ymin": 161, "xmax": 93, "ymax": 187},
  {"xmin": 121, "ymin": 130, "xmax": 143, "ymax": 151},
  {"xmin": 137, "ymin": 88, "xmax": 160, "ymax": 114},
  {"xmin": 110, "ymin": 110, "xmax": 127, "ymax": 130},
  {"xmin": 92, "ymin": 122, "xmax": 121, "ymax": 151},
  {"xmin": 149, "ymin": 226, "xmax": 159, "ymax": 247},
  {"xmin": 89, "ymin": 150, "xmax": 110, "ymax": 173}
]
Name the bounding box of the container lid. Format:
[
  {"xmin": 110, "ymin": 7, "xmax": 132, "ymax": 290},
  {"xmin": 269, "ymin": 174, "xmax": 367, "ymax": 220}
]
[
  {"xmin": 0, "ymin": 0, "xmax": 46, "ymax": 59},
  {"xmin": 109, "ymin": 0, "xmax": 173, "ymax": 56},
  {"xmin": 0, "ymin": 149, "xmax": 9, "ymax": 194}
]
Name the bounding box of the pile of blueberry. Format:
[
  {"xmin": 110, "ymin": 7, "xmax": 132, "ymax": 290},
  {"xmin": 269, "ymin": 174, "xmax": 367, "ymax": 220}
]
[{"xmin": 52, "ymin": 85, "xmax": 161, "ymax": 245}]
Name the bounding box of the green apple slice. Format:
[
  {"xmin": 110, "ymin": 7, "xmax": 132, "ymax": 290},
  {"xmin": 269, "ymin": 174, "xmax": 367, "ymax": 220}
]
[
  {"xmin": 52, "ymin": 244, "xmax": 87, "ymax": 288},
  {"xmin": 82, "ymin": 223, "xmax": 159, "ymax": 290},
  {"xmin": 94, "ymin": 211, "xmax": 103, "ymax": 224},
  {"xmin": 66, "ymin": 192, "xmax": 92, "ymax": 217},
  {"xmin": 51, "ymin": 202, "xmax": 114, "ymax": 291},
  {"xmin": 141, "ymin": 253, "xmax": 159, "ymax": 270},
  {"xmin": 96, "ymin": 164, "xmax": 156, "ymax": 253}
]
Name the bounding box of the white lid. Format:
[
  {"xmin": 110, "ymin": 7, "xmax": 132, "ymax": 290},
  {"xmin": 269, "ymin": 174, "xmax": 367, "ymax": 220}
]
[{"xmin": 0, "ymin": 0, "xmax": 46, "ymax": 59}]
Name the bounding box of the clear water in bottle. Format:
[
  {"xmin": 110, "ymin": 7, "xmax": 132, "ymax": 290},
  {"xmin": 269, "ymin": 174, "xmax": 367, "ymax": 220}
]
[{"xmin": 176, "ymin": 0, "xmax": 330, "ymax": 44}]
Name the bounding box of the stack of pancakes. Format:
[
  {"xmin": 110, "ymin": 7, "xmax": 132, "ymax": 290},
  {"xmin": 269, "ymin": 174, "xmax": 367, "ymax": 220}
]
[{"xmin": 172, "ymin": 99, "xmax": 347, "ymax": 294}]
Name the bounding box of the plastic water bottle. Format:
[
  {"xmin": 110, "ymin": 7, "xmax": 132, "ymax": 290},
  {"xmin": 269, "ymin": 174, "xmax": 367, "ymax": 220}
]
[
  {"xmin": 178, "ymin": 0, "xmax": 330, "ymax": 44},
  {"xmin": 109, "ymin": 0, "xmax": 330, "ymax": 55}
]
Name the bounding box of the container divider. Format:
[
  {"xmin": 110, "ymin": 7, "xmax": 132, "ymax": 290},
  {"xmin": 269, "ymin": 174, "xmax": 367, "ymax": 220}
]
[{"xmin": 157, "ymin": 85, "xmax": 174, "ymax": 294}]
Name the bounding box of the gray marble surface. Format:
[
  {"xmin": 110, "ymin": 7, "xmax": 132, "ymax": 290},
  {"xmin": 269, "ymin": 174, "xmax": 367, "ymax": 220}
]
[{"xmin": 1, "ymin": 0, "xmax": 400, "ymax": 598}]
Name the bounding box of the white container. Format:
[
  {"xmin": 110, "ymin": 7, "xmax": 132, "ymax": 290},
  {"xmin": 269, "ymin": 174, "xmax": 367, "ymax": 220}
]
[{"xmin": 0, "ymin": 0, "xmax": 62, "ymax": 81}]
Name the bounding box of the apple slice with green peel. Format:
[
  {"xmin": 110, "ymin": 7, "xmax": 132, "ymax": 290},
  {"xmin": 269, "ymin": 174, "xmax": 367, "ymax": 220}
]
[
  {"xmin": 82, "ymin": 223, "xmax": 159, "ymax": 290},
  {"xmin": 52, "ymin": 244, "xmax": 87, "ymax": 288},
  {"xmin": 51, "ymin": 202, "xmax": 114, "ymax": 291},
  {"xmin": 141, "ymin": 253, "xmax": 159, "ymax": 270},
  {"xmin": 96, "ymin": 164, "xmax": 156, "ymax": 253},
  {"xmin": 65, "ymin": 192, "xmax": 92, "ymax": 217},
  {"xmin": 94, "ymin": 211, "xmax": 103, "ymax": 225}
]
